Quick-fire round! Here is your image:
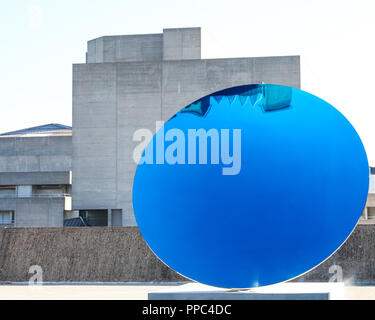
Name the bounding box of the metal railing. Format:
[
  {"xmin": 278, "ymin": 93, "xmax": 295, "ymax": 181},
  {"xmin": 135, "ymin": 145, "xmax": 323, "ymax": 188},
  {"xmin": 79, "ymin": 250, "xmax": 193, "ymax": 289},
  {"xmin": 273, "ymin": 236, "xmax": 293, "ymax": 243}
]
[
  {"xmin": 0, "ymin": 223, "xmax": 14, "ymax": 227},
  {"xmin": 0, "ymin": 194, "xmax": 71, "ymax": 199}
]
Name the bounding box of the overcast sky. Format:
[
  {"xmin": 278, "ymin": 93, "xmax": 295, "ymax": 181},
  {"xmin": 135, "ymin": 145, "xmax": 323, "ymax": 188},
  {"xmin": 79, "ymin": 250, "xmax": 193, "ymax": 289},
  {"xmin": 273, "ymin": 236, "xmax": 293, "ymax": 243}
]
[{"xmin": 1, "ymin": 0, "xmax": 374, "ymax": 164}]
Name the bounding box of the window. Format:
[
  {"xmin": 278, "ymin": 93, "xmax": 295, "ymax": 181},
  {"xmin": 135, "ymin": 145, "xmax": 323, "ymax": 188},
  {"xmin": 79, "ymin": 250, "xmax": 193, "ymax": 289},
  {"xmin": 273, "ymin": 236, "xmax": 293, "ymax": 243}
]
[
  {"xmin": 0, "ymin": 186, "xmax": 16, "ymax": 198},
  {"xmin": 111, "ymin": 209, "xmax": 123, "ymax": 226},
  {"xmin": 0, "ymin": 211, "xmax": 15, "ymax": 226},
  {"xmin": 79, "ymin": 210, "xmax": 108, "ymax": 226},
  {"xmin": 368, "ymin": 207, "xmax": 375, "ymax": 219}
]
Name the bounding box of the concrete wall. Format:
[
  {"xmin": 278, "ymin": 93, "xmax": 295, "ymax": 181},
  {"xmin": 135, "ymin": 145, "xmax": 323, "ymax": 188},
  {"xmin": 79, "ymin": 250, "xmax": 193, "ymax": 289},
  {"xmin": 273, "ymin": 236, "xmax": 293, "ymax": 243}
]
[
  {"xmin": 163, "ymin": 27, "xmax": 201, "ymax": 60},
  {"xmin": 86, "ymin": 28, "xmax": 201, "ymax": 63},
  {"xmin": 0, "ymin": 197, "xmax": 68, "ymax": 227},
  {"xmin": 370, "ymin": 174, "xmax": 375, "ymax": 193},
  {"xmin": 0, "ymin": 224, "xmax": 373, "ymax": 283},
  {"xmin": 73, "ymin": 55, "xmax": 300, "ymax": 226},
  {"xmin": 87, "ymin": 34, "xmax": 164, "ymax": 63},
  {"xmin": 0, "ymin": 135, "xmax": 72, "ymax": 227},
  {"xmin": 0, "ymin": 136, "xmax": 72, "ymax": 173},
  {"xmin": 0, "ymin": 227, "xmax": 184, "ymax": 282},
  {"xmin": 0, "ymin": 172, "xmax": 71, "ymax": 186},
  {"xmin": 363, "ymin": 193, "xmax": 375, "ymax": 219}
]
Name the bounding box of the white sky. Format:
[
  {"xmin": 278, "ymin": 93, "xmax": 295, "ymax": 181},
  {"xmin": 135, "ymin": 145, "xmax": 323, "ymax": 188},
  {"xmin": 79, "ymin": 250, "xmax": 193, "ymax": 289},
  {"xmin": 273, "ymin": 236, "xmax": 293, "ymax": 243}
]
[{"xmin": 0, "ymin": 0, "xmax": 374, "ymax": 164}]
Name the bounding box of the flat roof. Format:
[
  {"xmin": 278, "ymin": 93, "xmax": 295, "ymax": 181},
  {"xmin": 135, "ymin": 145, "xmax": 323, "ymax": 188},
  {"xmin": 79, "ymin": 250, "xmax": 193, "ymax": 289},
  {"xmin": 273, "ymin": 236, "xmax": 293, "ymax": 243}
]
[{"xmin": 0, "ymin": 123, "xmax": 72, "ymax": 138}]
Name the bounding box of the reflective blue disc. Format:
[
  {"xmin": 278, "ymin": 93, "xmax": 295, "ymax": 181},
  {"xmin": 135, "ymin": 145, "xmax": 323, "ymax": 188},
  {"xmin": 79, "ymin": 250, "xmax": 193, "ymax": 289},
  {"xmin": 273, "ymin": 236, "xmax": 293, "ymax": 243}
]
[{"xmin": 132, "ymin": 84, "xmax": 369, "ymax": 288}]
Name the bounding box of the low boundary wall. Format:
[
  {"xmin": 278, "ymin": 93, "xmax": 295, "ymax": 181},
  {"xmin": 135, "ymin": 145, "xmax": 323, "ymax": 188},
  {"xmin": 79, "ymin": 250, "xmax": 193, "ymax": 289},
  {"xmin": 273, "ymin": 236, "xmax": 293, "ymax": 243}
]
[{"xmin": 0, "ymin": 224, "xmax": 374, "ymax": 283}]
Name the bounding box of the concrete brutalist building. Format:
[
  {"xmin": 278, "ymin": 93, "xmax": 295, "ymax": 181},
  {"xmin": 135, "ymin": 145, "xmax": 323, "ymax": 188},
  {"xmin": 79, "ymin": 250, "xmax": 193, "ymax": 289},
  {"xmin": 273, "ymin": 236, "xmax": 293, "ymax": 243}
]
[
  {"xmin": 1, "ymin": 27, "xmax": 374, "ymax": 228},
  {"xmin": 72, "ymin": 27, "xmax": 300, "ymax": 227},
  {"xmin": 0, "ymin": 124, "xmax": 72, "ymax": 227}
]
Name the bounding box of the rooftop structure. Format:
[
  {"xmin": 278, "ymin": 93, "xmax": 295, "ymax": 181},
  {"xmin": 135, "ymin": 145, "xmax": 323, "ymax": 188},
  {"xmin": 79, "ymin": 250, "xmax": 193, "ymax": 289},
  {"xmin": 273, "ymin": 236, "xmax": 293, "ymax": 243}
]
[{"xmin": 0, "ymin": 123, "xmax": 72, "ymax": 137}]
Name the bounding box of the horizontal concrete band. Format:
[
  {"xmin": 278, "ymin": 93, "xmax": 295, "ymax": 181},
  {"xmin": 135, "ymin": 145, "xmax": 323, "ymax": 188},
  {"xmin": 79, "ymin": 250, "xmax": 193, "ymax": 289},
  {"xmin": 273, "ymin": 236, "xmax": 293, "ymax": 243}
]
[{"xmin": 0, "ymin": 171, "xmax": 71, "ymax": 186}]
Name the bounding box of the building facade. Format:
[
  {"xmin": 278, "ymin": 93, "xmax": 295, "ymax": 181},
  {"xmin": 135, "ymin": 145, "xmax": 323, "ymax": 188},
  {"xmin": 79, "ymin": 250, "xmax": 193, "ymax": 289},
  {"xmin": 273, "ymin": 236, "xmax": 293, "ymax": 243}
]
[
  {"xmin": 72, "ymin": 27, "xmax": 301, "ymax": 226},
  {"xmin": 1, "ymin": 28, "xmax": 374, "ymax": 228},
  {"xmin": 0, "ymin": 124, "xmax": 72, "ymax": 227},
  {"xmin": 362, "ymin": 167, "xmax": 375, "ymax": 220}
]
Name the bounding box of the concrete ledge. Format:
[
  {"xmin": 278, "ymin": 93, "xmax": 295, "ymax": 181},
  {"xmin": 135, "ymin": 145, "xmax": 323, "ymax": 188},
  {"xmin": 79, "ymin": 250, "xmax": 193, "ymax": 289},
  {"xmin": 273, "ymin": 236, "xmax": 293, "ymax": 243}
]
[
  {"xmin": 148, "ymin": 283, "xmax": 345, "ymax": 300},
  {"xmin": 0, "ymin": 171, "xmax": 71, "ymax": 186}
]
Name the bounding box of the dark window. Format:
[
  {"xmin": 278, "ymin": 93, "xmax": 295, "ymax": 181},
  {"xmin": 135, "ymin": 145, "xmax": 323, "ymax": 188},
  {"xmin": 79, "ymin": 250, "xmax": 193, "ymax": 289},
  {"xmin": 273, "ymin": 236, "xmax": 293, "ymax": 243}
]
[
  {"xmin": 79, "ymin": 210, "xmax": 108, "ymax": 226},
  {"xmin": 0, "ymin": 211, "xmax": 15, "ymax": 226}
]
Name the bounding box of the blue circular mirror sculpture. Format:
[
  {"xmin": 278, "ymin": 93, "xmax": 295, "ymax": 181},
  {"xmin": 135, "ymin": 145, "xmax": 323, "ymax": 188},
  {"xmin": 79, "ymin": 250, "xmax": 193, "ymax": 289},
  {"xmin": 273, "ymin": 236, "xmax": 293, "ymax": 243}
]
[{"xmin": 132, "ymin": 84, "xmax": 369, "ymax": 288}]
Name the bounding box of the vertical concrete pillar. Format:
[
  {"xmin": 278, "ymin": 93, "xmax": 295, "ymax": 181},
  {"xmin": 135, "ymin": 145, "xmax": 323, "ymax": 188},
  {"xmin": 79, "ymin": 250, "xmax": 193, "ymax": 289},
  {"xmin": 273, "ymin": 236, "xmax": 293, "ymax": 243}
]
[
  {"xmin": 17, "ymin": 185, "xmax": 32, "ymax": 198},
  {"xmin": 363, "ymin": 207, "xmax": 368, "ymax": 220},
  {"xmin": 107, "ymin": 209, "xmax": 112, "ymax": 227}
]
